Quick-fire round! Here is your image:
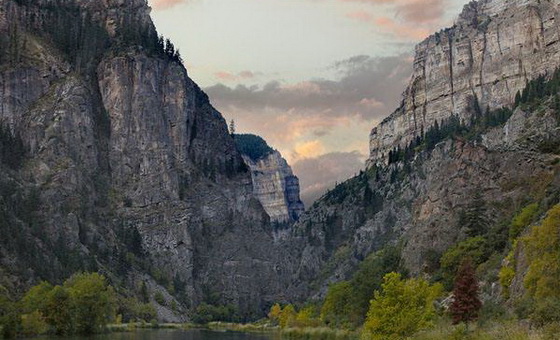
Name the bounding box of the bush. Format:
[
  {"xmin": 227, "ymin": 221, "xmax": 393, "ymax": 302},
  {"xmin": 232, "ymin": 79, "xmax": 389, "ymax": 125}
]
[
  {"xmin": 20, "ymin": 311, "xmax": 48, "ymax": 337},
  {"xmin": 362, "ymin": 273, "xmax": 443, "ymax": 339},
  {"xmin": 509, "ymin": 203, "xmax": 539, "ymax": 240},
  {"xmin": 154, "ymin": 291, "xmax": 166, "ymax": 306},
  {"xmin": 440, "ymin": 237, "xmax": 486, "ymax": 289},
  {"xmin": 522, "ymin": 205, "xmax": 560, "ymax": 324}
]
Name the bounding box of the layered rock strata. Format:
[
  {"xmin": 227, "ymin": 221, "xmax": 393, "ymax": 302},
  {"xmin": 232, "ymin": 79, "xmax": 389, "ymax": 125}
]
[{"xmin": 369, "ymin": 0, "xmax": 560, "ymax": 165}]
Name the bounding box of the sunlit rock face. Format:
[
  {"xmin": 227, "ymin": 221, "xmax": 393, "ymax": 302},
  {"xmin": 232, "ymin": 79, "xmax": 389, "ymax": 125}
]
[
  {"xmin": 242, "ymin": 151, "xmax": 305, "ymax": 224},
  {"xmin": 234, "ymin": 134, "xmax": 304, "ymax": 224},
  {"xmin": 368, "ymin": 0, "xmax": 560, "ymax": 165}
]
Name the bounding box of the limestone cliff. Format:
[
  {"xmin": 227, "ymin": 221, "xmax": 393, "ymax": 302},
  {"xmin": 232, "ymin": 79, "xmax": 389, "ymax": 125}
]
[
  {"xmin": 0, "ymin": 0, "xmax": 293, "ymax": 320},
  {"xmin": 369, "ymin": 0, "xmax": 560, "ymax": 165},
  {"xmin": 288, "ymin": 0, "xmax": 560, "ymax": 300},
  {"xmin": 234, "ymin": 134, "xmax": 304, "ymax": 224}
]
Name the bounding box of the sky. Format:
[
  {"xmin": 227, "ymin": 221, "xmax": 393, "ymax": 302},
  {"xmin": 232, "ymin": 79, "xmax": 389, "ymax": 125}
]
[{"xmin": 148, "ymin": 0, "xmax": 469, "ymax": 205}]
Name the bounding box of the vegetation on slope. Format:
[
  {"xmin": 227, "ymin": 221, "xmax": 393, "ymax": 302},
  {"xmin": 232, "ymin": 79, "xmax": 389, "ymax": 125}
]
[{"xmin": 234, "ymin": 134, "xmax": 275, "ymax": 161}]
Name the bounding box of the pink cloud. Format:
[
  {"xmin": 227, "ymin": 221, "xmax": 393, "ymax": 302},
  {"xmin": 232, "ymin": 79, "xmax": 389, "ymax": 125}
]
[
  {"xmin": 215, "ymin": 70, "xmax": 257, "ymax": 82},
  {"xmin": 346, "ymin": 10, "xmax": 374, "ymax": 22},
  {"xmin": 151, "ymin": 0, "xmax": 188, "ymax": 10},
  {"xmin": 342, "ymin": 0, "xmax": 447, "ymax": 41},
  {"xmin": 374, "ymin": 16, "xmax": 430, "ymax": 40}
]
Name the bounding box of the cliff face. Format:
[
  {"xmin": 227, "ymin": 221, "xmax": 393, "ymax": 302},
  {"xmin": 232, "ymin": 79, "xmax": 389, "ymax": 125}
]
[
  {"xmin": 369, "ymin": 0, "xmax": 560, "ymax": 165},
  {"xmin": 287, "ymin": 0, "xmax": 560, "ymax": 300},
  {"xmin": 0, "ymin": 0, "xmax": 293, "ymax": 319},
  {"xmin": 242, "ymin": 150, "xmax": 305, "ymax": 224}
]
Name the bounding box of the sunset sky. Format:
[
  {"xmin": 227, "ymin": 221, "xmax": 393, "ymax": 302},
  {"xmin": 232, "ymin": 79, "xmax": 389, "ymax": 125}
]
[{"xmin": 148, "ymin": 0, "xmax": 469, "ymax": 205}]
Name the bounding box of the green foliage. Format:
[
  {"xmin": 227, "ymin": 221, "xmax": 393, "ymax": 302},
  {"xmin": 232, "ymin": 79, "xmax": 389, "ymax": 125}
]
[
  {"xmin": 44, "ymin": 286, "xmax": 73, "ymax": 335},
  {"xmin": 268, "ymin": 303, "xmax": 283, "ymax": 325},
  {"xmin": 20, "ymin": 281, "xmax": 53, "ymax": 314},
  {"xmin": 116, "ymin": 296, "xmax": 156, "ymax": 323},
  {"xmin": 522, "ymin": 204, "xmax": 560, "ymax": 324},
  {"xmin": 0, "ymin": 287, "xmax": 20, "ymax": 339},
  {"xmin": 440, "ymin": 237, "xmax": 487, "ymax": 289},
  {"xmin": 20, "ymin": 311, "xmax": 48, "ymax": 337},
  {"xmin": 5, "ymin": 273, "xmax": 118, "ymax": 337},
  {"xmin": 154, "ymin": 291, "xmax": 166, "ymax": 306},
  {"xmin": 320, "ymin": 282, "xmax": 354, "ymax": 328},
  {"xmin": 498, "ymin": 265, "xmax": 515, "ymax": 298},
  {"xmin": 191, "ymin": 303, "xmax": 240, "ymax": 324},
  {"xmin": 509, "ymin": 203, "xmax": 539, "ymax": 240},
  {"xmin": 234, "ymin": 134, "xmax": 274, "ymax": 161},
  {"xmin": 320, "ymin": 246, "xmax": 405, "ymax": 329},
  {"xmin": 279, "ymin": 304, "xmax": 297, "ymax": 328},
  {"xmin": 460, "ymin": 192, "xmax": 489, "ymax": 237},
  {"xmin": 64, "ymin": 272, "xmax": 116, "ymax": 334},
  {"xmin": 362, "ymin": 272, "xmax": 443, "ymax": 340}
]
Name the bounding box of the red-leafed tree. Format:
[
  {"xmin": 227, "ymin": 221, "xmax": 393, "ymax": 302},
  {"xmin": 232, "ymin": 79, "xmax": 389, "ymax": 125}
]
[{"xmin": 450, "ymin": 259, "xmax": 482, "ymax": 327}]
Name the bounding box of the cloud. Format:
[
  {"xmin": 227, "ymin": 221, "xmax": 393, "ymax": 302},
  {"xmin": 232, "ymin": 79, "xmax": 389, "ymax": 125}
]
[
  {"xmin": 214, "ymin": 70, "xmax": 257, "ymax": 82},
  {"xmin": 292, "ymin": 152, "xmax": 366, "ymax": 206},
  {"xmin": 205, "ymin": 54, "xmax": 411, "ymax": 122},
  {"xmin": 292, "ymin": 140, "xmax": 327, "ymax": 161},
  {"xmin": 342, "ymin": 0, "xmax": 449, "ymax": 41},
  {"xmin": 205, "ymin": 54, "xmax": 412, "ymax": 204},
  {"xmin": 150, "ymin": 0, "xmax": 187, "ymax": 10}
]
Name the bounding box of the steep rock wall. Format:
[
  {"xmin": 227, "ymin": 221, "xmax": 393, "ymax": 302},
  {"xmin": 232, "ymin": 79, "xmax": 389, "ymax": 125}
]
[
  {"xmin": 0, "ymin": 0, "xmax": 293, "ymax": 320},
  {"xmin": 369, "ymin": 0, "xmax": 560, "ymax": 165},
  {"xmin": 242, "ymin": 150, "xmax": 305, "ymax": 224}
]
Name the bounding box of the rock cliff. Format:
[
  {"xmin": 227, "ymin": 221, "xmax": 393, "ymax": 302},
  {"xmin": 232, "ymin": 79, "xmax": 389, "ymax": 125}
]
[
  {"xmin": 288, "ymin": 0, "xmax": 560, "ymax": 300},
  {"xmin": 0, "ymin": 0, "xmax": 293, "ymax": 320},
  {"xmin": 368, "ymin": 0, "xmax": 560, "ymax": 165},
  {"xmin": 234, "ymin": 134, "xmax": 304, "ymax": 224}
]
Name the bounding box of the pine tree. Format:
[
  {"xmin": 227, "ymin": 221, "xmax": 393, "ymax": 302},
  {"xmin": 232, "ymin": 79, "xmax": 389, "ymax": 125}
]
[
  {"xmin": 229, "ymin": 119, "xmax": 235, "ymax": 136},
  {"xmin": 450, "ymin": 259, "xmax": 481, "ymax": 327},
  {"xmin": 462, "ymin": 191, "xmax": 489, "ymax": 237}
]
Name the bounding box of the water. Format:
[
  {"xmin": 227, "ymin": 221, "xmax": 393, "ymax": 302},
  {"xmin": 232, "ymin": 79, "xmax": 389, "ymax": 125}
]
[{"xmin": 33, "ymin": 329, "xmax": 276, "ymax": 340}]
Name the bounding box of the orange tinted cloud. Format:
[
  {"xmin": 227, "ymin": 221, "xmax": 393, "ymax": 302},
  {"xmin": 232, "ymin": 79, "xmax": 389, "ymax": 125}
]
[{"xmin": 293, "ymin": 140, "xmax": 327, "ymax": 161}]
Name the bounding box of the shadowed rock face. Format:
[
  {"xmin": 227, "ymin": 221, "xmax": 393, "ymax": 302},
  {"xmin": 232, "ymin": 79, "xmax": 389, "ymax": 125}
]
[
  {"xmin": 0, "ymin": 0, "xmax": 296, "ymax": 320},
  {"xmin": 368, "ymin": 0, "xmax": 560, "ymax": 165}
]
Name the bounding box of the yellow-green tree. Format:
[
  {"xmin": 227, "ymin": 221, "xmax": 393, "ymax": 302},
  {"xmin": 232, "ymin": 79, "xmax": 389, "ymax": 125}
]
[
  {"xmin": 279, "ymin": 304, "xmax": 296, "ymax": 328},
  {"xmin": 64, "ymin": 272, "xmax": 116, "ymax": 334},
  {"xmin": 522, "ymin": 204, "xmax": 560, "ymax": 324},
  {"xmin": 320, "ymin": 281, "xmax": 354, "ymax": 328},
  {"xmin": 268, "ymin": 303, "xmax": 282, "ymax": 325},
  {"xmin": 362, "ymin": 273, "xmax": 442, "ymax": 340}
]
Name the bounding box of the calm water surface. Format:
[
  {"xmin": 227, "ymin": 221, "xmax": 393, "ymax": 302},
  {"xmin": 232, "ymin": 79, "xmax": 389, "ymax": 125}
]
[{"xmin": 33, "ymin": 329, "xmax": 277, "ymax": 340}]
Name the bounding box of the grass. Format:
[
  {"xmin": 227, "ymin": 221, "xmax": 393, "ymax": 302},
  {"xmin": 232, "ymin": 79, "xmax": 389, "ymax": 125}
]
[
  {"xmin": 412, "ymin": 320, "xmax": 559, "ymax": 340},
  {"xmin": 281, "ymin": 327, "xmax": 358, "ymax": 339}
]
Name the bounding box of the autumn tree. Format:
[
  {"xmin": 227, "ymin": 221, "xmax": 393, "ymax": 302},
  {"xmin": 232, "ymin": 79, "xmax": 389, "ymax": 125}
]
[
  {"xmin": 362, "ymin": 273, "xmax": 442, "ymax": 339},
  {"xmin": 450, "ymin": 259, "xmax": 481, "ymax": 327}
]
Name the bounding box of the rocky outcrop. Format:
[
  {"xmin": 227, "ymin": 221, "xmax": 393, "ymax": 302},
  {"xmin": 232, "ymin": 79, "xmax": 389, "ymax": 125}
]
[
  {"xmin": 0, "ymin": 0, "xmax": 293, "ymax": 320},
  {"xmin": 242, "ymin": 150, "xmax": 305, "ymax": 224},
  {"xmin": 368, "ymin": 0, "xmax": 560, "ymax": 165}
]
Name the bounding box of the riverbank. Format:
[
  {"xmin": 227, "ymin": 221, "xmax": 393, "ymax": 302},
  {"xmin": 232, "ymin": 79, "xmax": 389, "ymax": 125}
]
[{"xmin": 106, "ymin": 321, "xmax": 358, "ymax": 339}]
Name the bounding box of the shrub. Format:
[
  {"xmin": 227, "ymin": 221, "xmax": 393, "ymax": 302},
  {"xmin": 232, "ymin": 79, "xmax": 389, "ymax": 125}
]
[
  {"xmin": 20, "ymin": 311, "xmax": 48, "ymax": 337},
  {"xmin": 520, "ymin": 205, "xmax": 560, "ymax": 324},
  {"xmin": 362, "ymin": 273, "xmax": 442, "ymax": 339},
  {"xmin": 509, "ymin": 203, "xmax": 539, "ymax": 240}
]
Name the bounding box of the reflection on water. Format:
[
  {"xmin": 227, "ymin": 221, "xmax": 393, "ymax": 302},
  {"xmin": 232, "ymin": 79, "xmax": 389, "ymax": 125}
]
[{"xmin": 31, "ymin": 329, "xmax": 276, "ymax": 340}]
